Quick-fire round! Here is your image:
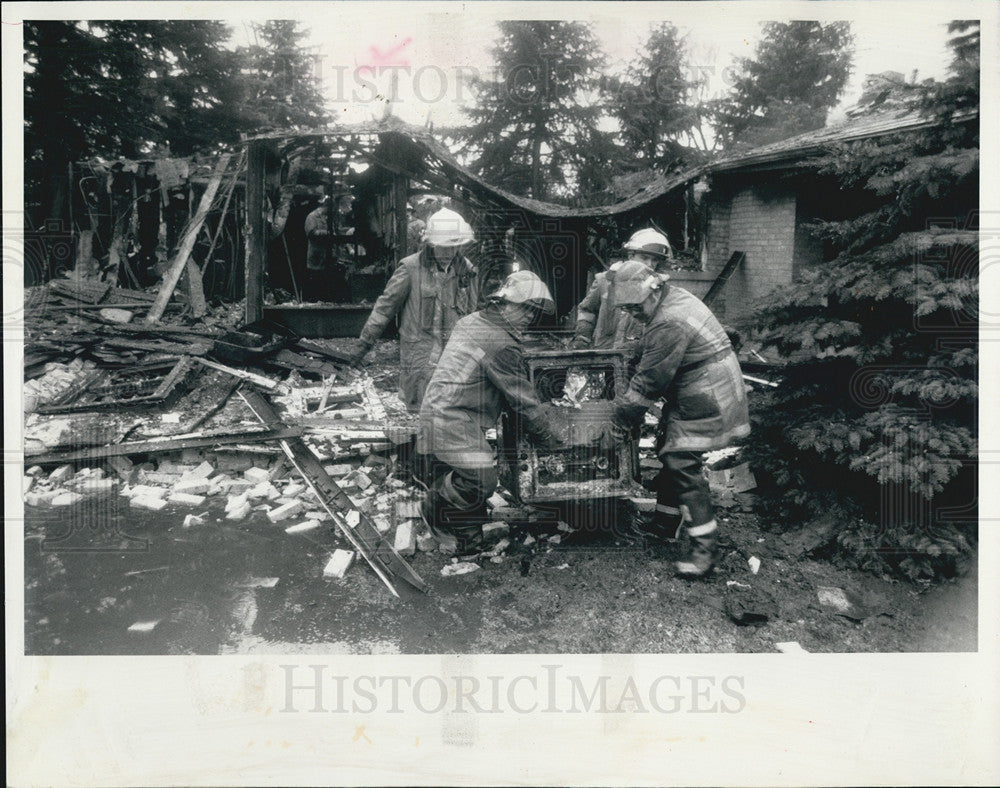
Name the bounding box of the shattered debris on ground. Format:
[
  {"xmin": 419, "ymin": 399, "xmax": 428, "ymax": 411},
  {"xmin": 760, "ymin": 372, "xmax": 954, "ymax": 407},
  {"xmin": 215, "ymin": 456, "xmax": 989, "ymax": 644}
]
[{"xmin": 21, "ymin": 282, "xmax": 973, "ymax": 654}]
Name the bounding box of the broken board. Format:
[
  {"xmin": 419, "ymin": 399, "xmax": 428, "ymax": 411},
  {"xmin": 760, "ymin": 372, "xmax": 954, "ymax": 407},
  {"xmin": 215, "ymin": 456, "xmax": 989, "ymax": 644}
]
[{"xmin": 238, "ymin": 386, "xmax": 427, "ymax": 597}]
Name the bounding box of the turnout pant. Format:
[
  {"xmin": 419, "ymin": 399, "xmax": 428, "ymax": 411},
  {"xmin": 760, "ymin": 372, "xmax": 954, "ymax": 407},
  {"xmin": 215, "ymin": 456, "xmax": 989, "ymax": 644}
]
[
  {"xmin": 651, "ymin": 451, "xmax": 715, "ymax": 538},
  {"xmin": 416, "ymin": 453, "xmax": 497, "ymax": 535}
]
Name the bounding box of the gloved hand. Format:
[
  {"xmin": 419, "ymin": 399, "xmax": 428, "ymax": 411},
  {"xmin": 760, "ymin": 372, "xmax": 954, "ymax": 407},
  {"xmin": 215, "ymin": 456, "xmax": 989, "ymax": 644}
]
[
  {"xmin": 570, "ymin": 335, "xmax": 591, "ymax": 350},
  {"xmin": 346, "ymin": 342, "xmax": 373, "ymax": 368}
]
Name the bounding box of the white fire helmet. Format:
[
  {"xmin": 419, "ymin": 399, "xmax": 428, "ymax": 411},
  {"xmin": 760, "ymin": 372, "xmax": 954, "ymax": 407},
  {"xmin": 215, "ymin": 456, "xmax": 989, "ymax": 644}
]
[
  {"xmin": 423, "ymin": 208, "xmax": 475, "ymax": 247},
  {"xmin": 623, "ymin": 228, "xmax": 672, "ymax": 260},
  {"xmin": 491, "ymin": 270, "xmax": 556, "ymax": 315}
]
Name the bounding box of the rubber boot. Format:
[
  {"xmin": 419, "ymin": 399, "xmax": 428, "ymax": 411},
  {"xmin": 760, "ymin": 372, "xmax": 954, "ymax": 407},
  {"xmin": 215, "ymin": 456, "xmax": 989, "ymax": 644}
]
[
  {"xmin": 420, "ymin": 490, "xmax": 457, "ymax": 553},
  {"xmin": 636, "ymin": 502, "xmax": 684, "ymax": 543},
  {"xmin": 675, "ymin": 519, "xmax": 719, "ymax": 578},
  {"xmin": 446, "ymin": 505, "xmax": 487, "ymax": 557},
  {"xmin": 420, "ymin": 491, "xmax": 485, "ymax": 557}
]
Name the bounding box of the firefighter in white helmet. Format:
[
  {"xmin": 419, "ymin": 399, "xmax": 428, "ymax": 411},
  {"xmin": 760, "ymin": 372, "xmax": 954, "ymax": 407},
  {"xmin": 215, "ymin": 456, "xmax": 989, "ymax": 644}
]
[
  {"xmin": 350, "ymin": 207, "xmax": 479, "ymax": 412},
  {"xmin": 571, "ymin": 228, "xmax": 673, "ymax": 351},
  {"xmin": 416, "ymin": 269, "xmax": 566, "ymax": 554},
  {"xmin": 609, "ymin": 259, "xmax": 750, "ymax": 577}
]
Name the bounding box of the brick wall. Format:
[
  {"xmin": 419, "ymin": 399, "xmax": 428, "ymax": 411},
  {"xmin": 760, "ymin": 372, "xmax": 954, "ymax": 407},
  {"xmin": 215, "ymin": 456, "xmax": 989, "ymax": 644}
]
[
  {"xmin": 662, "ymin": 188, "xmax": 732, "ymax": 317},
  {"xmin": 793, "ymin": 197, "xmax": 825, "ymax": 277},
  {"xmin": 702, "ymin": 180, "xmax": 798, "ymax": 322}
]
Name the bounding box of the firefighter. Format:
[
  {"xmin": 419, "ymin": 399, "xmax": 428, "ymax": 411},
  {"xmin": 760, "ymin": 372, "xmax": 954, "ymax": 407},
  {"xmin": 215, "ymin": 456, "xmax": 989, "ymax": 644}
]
[
  {"xmin": 609, "ymin": 259, "xmax": 750, "ymax": 578},
  {"xmin": 416, "ymin": 270, "xmax": 566, "ymax": 554},
  {"xmin": 571, "ymin": 228, "xmax": 674, "ymax": 352},
  {"xmin": 348, "ymin": 207, "xmax": 479, "ymax": 412},
  {"xmin": 303, "ymin": 192, "xmax": 355, "ymax": 302}
]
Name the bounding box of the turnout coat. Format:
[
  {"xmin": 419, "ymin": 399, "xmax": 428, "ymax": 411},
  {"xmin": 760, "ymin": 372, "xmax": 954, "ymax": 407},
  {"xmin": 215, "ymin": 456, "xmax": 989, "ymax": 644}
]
[
  {"xmin": 417, "ymin": 308, "xmax": 556, "ymax": 471},
  {"xmin": 359, "ymin": 248, "xmax": 479, "ymax": 411},
  {"xmin": 614, "ymin": 285, "xmax": 750, "ymax": 453}
]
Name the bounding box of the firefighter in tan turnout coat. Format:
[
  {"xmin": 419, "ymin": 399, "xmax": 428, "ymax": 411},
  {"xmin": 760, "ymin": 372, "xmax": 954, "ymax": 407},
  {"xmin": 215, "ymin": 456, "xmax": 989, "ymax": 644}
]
[
  {"xmin": 416, "ymin": 270, "xmax": 566, "ymax": 554},
  {"xmin": 350, "ymin": 208, "xmax": 479, "ymax": 412},
  {"xmin": 610, "ymin": 259, "xmax": 750, "ymax": 578},
  {"xmin": 572, "ymin": 228, "xmax": 674, "ymax": 353}
]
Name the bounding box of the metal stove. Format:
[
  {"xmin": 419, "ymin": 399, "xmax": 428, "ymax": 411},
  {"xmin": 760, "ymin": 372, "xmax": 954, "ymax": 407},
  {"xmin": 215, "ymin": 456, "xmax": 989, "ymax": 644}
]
[{"xmin": 498, "ymin": 348, "xmax": 641, "ymax": 504}]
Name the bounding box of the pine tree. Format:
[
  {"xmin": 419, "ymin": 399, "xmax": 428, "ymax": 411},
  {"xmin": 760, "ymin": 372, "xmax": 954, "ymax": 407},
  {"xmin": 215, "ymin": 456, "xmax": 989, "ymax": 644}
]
[
  {"xmin": 24, "ymin": 20, "xmax": 250, "ymax": 224},
  {"xmin": 742, "ymin": 22, "xmax": 979, "ymax": 580},
  {"xmin": 607, "ymin": 23, "xmax": 704, "ymax": 169},
  {"xmin": 458, "ymin": 21, "xmax": 608, "ymax": 201},
  {"xmin": 240, "ymin": 20, "xmax": 330, "ymax": 130},
  {"xmin": 711, "ymin": 21, "xmax": 854, "ymax": 149}
]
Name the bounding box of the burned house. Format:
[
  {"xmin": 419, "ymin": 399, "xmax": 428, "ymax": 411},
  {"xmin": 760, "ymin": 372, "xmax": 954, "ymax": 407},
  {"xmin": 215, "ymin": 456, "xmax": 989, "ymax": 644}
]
[
  {"xmin": 242, "ymin": 119, "xmax": 704, "ymax": 335},
  {"xmin": 682, "ymin": 108, "xmax": 980, "ymax": 321},
  {"xmin": 36, "ymin": 111, "xmax": 969, "ymax": 338}
]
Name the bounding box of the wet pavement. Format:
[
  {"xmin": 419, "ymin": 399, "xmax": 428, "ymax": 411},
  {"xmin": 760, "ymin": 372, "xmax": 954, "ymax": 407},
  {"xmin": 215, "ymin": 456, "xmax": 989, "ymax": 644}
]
[{"xmin": 24, "ymin": 493, "xmax": 978, "ymax": 655}]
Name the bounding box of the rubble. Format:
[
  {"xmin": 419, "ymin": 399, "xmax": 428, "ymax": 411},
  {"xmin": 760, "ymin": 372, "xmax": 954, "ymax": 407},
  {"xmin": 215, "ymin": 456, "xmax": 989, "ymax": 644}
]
[
  {"xmin": 324, "ymin": 463, "xmax": 354, "ymax": 477},
  {"xmin": 23, "ymin": 293, "xmax": 434, "ymax": 595},
  {"xmin": 225, "ymin": 493, "xmax": 249, "ymax": 513},
  {"xmin": 49, "ymin": 465, "xmax": 74, "ymax": 483},
  {"xmin": 225, "ymin": 501, "xmax": 251, "ymax": 520},
  {"xmin": 323, "ymin": 549, "xmax": 355, "ymax": 579},
  {"xmin": 173, "ymin": 478, "xmax": 210, "ymax": 495},
  {"xmin": 25, "ymin": 491, "xmax": 56, "ymax": 507},
  {"xmin": 395, "ymin": 500, "xmax": 422, "ymax": 519},
  {"xmin": 243, "ymin": 467, "xmax": 271, "ymax": 485},
  {"xmin": 285, "ymin": 520, "xmax": 321, "ymax": 534},
  {"xmin": 393, "ymin": 520, "xmax": 417, "ymax": 556},
  {"xmin": 79, "ymin": 478, "xmax": 115, "ymax": 493},
  {"xmin": 416, "ymin": 531, "xmax": 437, "ymax": 552},
  {"xmin": 183, "ymin": 461, "xmax": 216, "ymax": 480},
  {"xmin": 132, "ymin": 496, "xmax": 168, "ymax": 511},
  {"xmin": 126, "ymin": 485, "xmax": 166, "ymax": 499},
  {"xmin": 51, "ymin": 491, "xmax": 84, "ymax": 507},
  {"xmin": 482, "ymin": 521, "xmax": 510, "ymax": 539},
  {"xmin": 168, "ymin": 492, "xmax": 207, "ymax": 506},
  {"xmin": 441, "ymin": 562, "xmax": 480, "ymax": 577},
  {"xmin": 266, "ymin": 500, "xmax": 304, "ymax": 523}
]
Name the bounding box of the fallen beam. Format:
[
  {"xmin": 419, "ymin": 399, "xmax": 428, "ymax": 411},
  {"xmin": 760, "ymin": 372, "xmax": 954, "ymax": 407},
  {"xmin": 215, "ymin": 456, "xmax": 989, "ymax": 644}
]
[
  {"xmin": 743, "ymin": 374, "xmax": 780, "ymax": 388},
  {"xmin": 146, "ymin": 153, "xmax": 232, "ymax": 323},
  {"xmin": 703, "ymin": 251, "xmax": 746, "ymax": 307},
  {"xmin": 193, "ymin": 356, "xmax": 284, "ymax": 391},
  {"xmin": 239, "ymin": 386, "xmax": 428, "ymax": 597},
  {"xmin": 25, "ymin": 426, "xmax": 302, "ymax": 465}
]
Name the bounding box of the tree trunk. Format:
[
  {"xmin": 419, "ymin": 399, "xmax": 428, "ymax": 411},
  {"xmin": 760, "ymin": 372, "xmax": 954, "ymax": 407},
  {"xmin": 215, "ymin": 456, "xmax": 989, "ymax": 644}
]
[{"xmin": 530, "ymin": 125, "xmax": 544, "ymax": 200}]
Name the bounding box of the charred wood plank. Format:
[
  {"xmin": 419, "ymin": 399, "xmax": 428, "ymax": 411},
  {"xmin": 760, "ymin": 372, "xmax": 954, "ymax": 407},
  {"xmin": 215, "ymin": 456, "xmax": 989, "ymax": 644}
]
[
  {"xmin": 703, "ymin": 251, "xmax": 746, "ymax": 307},
  {"xmin": 47, "ymin": 278, "xmax": 112, "ymax": 304},
  {"xmin": 146, "ymin": 154, "xmax": 232, "ymax": 323},
  {"xmin": 26, "ymin": 426, "xmax": 303, "ymax": 465}
]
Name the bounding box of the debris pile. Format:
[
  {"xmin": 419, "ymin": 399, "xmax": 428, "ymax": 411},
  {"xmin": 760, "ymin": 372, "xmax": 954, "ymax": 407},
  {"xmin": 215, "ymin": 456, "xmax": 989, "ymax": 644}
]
[{"xmin": 22, "ymin": 281, "xmax": 755, "ymax": 606}]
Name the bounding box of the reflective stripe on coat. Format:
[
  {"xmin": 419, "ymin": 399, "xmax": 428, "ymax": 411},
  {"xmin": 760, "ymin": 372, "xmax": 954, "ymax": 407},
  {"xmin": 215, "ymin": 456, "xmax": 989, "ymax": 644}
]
[
  {"xmin": 617, "ymin": 286, "xmax": 750, "ymax": 453},
  {"xmin": 417, "ymin": 309, "xmax": 555, "ymax": 469}
]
